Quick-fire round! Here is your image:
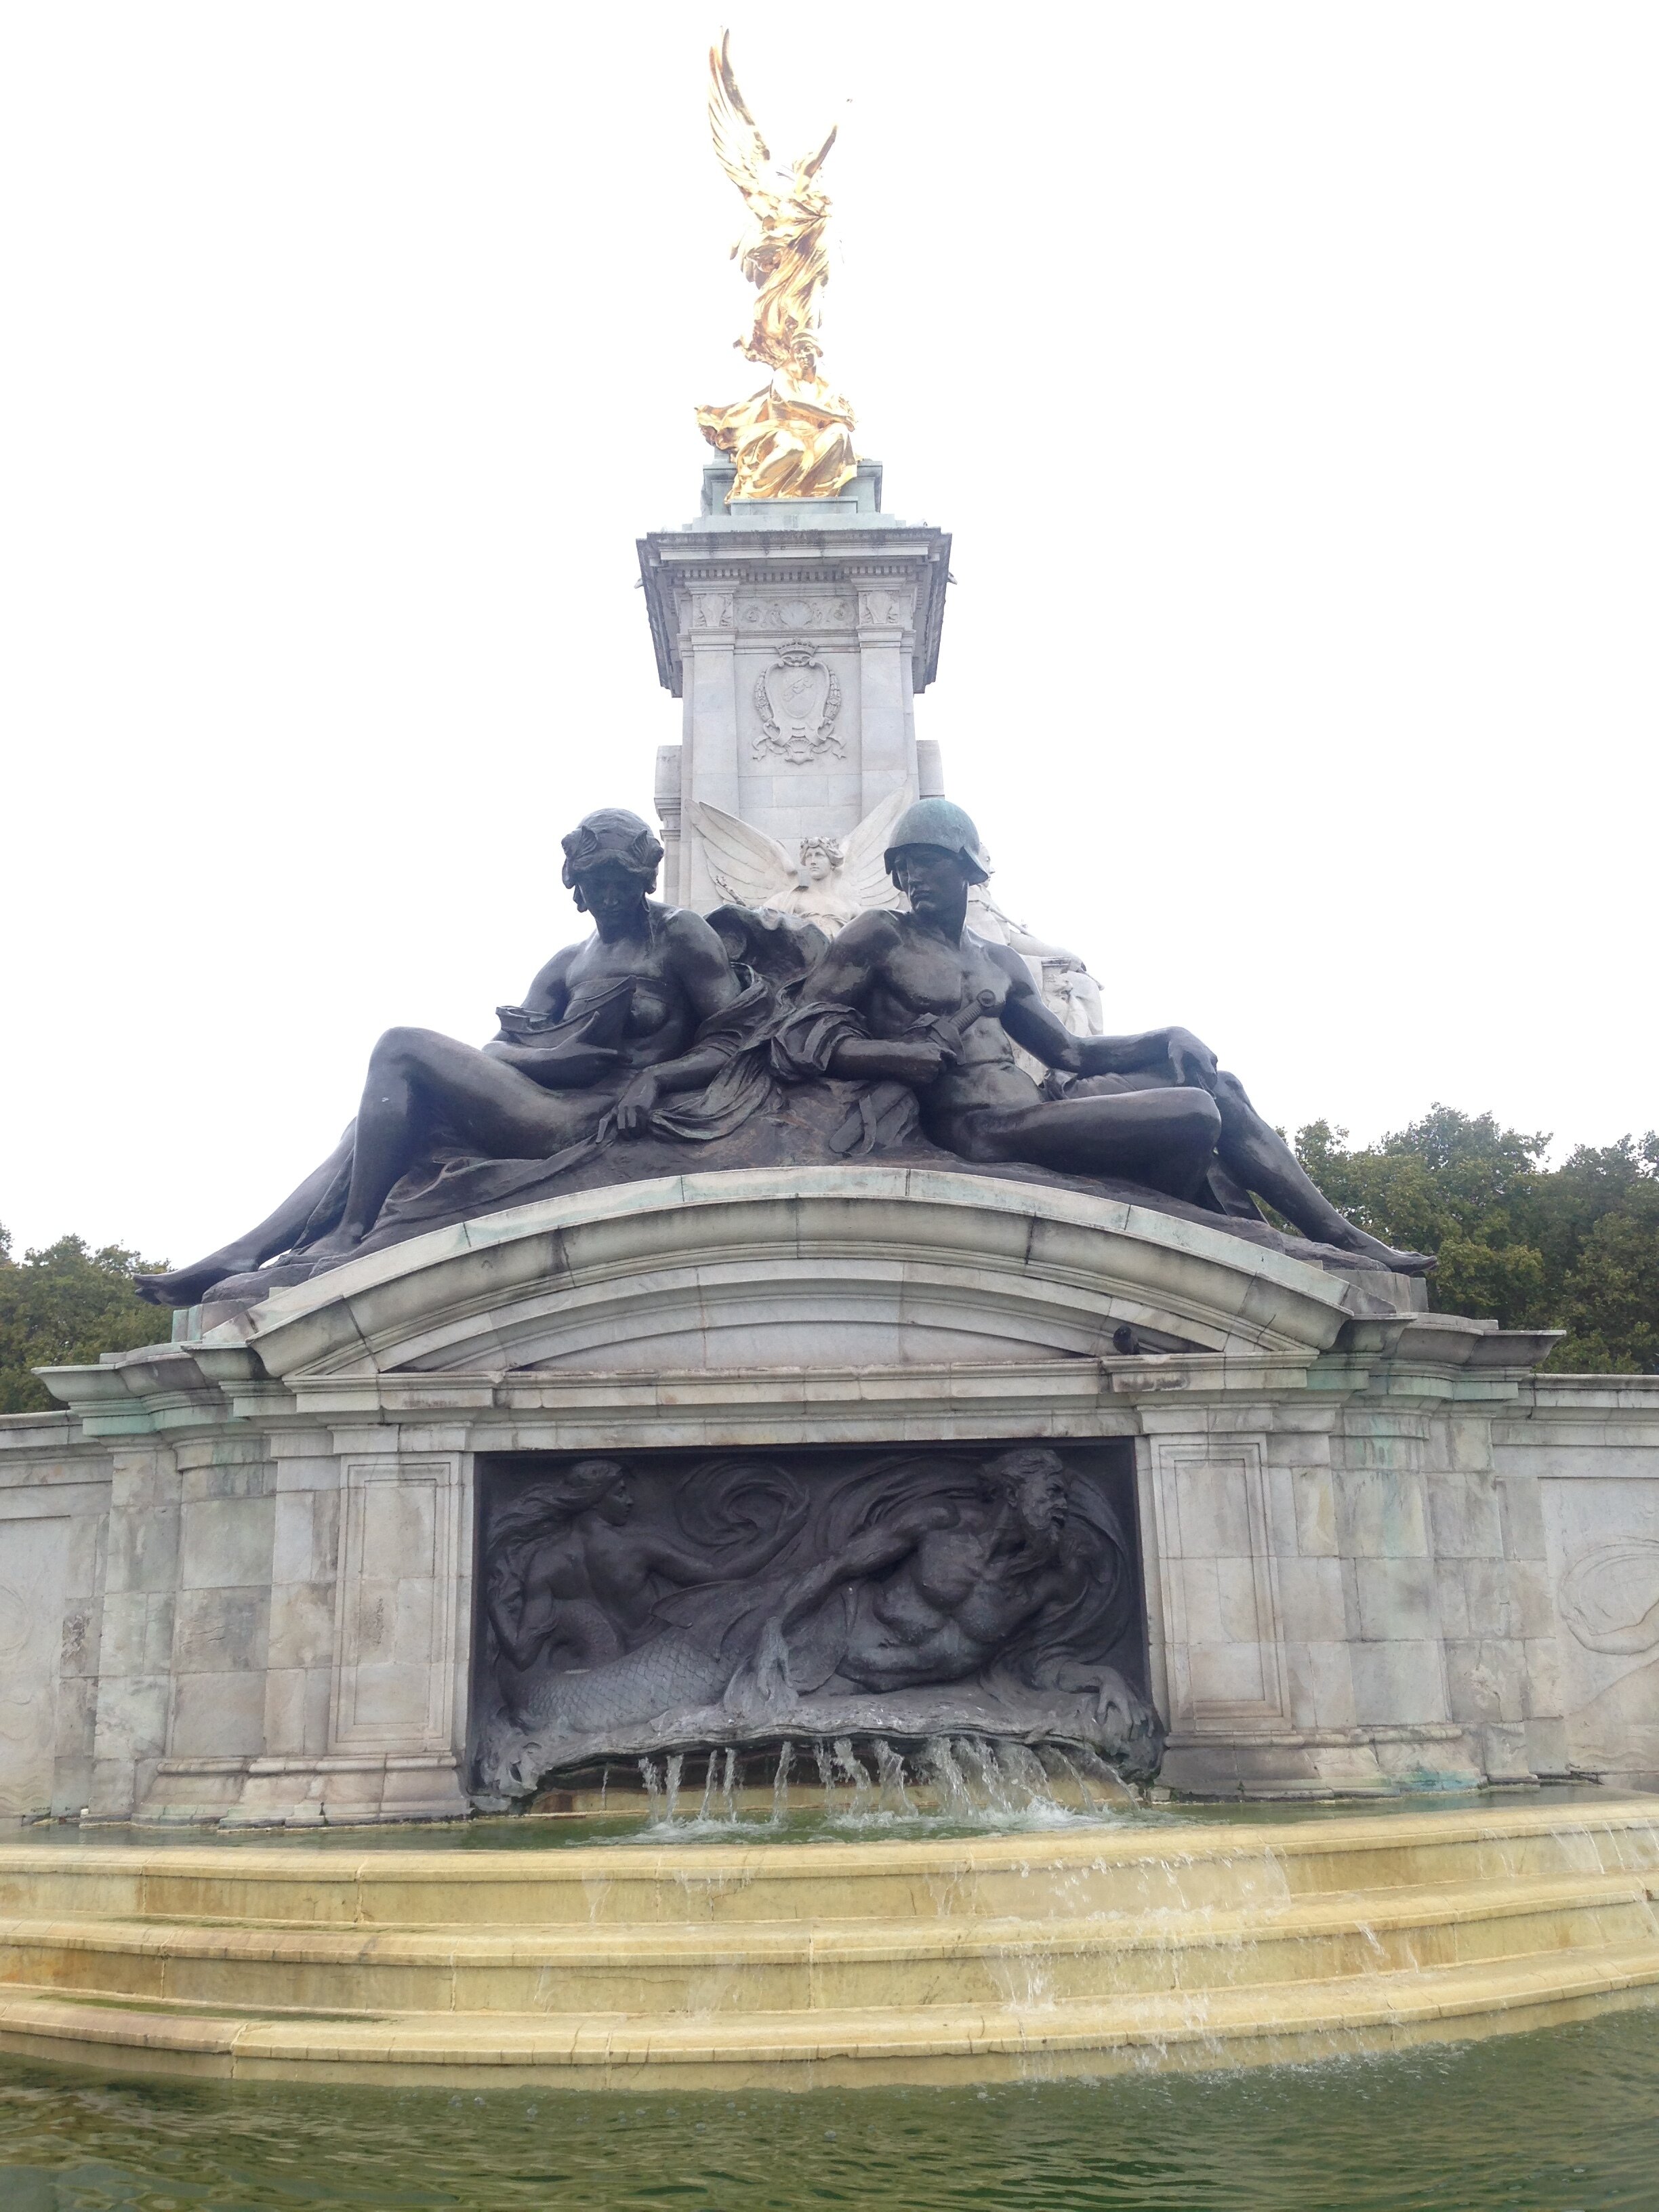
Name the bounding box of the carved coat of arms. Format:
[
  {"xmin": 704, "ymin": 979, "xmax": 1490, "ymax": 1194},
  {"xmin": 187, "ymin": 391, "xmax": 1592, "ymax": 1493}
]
[{"xmin": 754, "ymin": 640, "xmax": 844, "ymax": 764}]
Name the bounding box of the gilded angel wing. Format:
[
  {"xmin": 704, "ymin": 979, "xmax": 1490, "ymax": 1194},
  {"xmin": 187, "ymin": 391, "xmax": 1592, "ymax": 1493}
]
[
  {"xmin": 689, "ymin": 799, "xmax": 800, "ymax": 909},
  {"xmin": 708, "ymin": 32, "xmax": 773, "ymax": 205},
  {"xmin": 797, "ymin": 123, "xmax": 838, "ymax": 184},
  {"xmin": 837, "ymin": 787, "xmax": 910, "ymax": 914}
]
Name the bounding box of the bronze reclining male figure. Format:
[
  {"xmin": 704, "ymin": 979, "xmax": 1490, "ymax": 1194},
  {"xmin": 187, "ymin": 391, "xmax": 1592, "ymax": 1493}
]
[{"xmin": 778, "ymin": 797, "xmax": 1432, "ymax": 1274}]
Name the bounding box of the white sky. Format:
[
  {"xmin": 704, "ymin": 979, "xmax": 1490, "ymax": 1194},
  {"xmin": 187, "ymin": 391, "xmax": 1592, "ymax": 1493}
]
[{"xmin": 1, "ymin": 2, "xmax": 1655, "ymax": 1267}]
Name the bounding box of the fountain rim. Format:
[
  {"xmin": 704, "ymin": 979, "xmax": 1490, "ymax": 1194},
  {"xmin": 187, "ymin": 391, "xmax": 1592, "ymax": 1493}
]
[{"xmin": 4, "ymin": 1795, "xmax": 1654, "ymax": 1881}]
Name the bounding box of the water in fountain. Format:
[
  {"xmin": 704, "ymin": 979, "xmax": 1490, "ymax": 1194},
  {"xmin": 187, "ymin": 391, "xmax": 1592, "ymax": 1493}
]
[{"xmin": 5, "ymin": 2006, "xmax": 1659, "ymax": 2209}]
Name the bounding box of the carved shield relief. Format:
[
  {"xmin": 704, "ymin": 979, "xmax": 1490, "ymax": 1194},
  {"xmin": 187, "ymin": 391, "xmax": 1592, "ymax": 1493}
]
[{"xmin": 753, "ymin": 642, "xmax": 844, "ymax": 764}]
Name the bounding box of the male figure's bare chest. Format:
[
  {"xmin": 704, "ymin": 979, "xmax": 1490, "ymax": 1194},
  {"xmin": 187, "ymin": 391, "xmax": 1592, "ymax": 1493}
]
[
  {"xmin": 901, "ymin": 1529, "xmax": 989, "ymax": 1615},
  {"xmin": 876, "ymin": 926, "xmax": 1004, "ymax": 1022}
]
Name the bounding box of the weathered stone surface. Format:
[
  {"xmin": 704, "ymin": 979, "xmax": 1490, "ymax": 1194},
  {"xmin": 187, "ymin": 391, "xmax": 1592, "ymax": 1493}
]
[{"xmin": 5, "ymin": 1174, "xmax": 1658, "ymax": 1820}]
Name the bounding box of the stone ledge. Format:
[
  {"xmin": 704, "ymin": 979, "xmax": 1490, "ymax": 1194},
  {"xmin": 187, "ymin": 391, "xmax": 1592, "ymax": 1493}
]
[{"xmin": 188, "ymin": 1168, "xmax": 1375, "ymax": 1387}]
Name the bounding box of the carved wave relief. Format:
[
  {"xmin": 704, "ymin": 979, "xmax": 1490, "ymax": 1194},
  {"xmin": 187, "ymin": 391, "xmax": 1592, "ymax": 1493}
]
[
  {"xmin": 471, "ymin": 1441, "xmax": 1162, "ymax": 1798},
  {"xmin": 1559, "ymin": 1538, "xmax": 1659, "ymax": 1656}
]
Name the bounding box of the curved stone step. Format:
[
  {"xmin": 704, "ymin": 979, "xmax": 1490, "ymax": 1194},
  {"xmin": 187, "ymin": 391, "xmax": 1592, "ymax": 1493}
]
[
  {"xmin": 2, "ymin": 1802, "xmax": 1654, "ymax": 2081},
  {"xmin": 1, "ymin": 1938, "xmax": 1656, "ymax": 2086},
  {"xmin": 0, "ymin": 1871, "xmax": 1654, "ymax": 2018},
  {"xmin": 3, "ymin": 1801, "xmax": 1656, "ymax": 1932}
]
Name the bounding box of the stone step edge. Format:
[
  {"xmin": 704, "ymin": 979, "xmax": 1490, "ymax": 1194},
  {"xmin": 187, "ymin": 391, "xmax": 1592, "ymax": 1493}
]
[
  {"xmin": 0, "ymin": 1942, "xmax": 1656, "ymax": 2071},
  {"xmin": 0, "ymin": 1871, "xmax": 1653, "ymax": 1973},
  {"xmin": 2, "ymin": 1801, "xmax": 1654, "ymax": 1885},
  {"xmin": 9, "ymin": 1839, "xmax": 1659, "ymax": 1928}
]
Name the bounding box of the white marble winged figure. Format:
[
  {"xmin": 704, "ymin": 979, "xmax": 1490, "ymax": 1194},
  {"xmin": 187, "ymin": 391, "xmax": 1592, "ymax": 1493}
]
[{"xmin": 689, "ymin": 788, "xmax": 907, "ymax": 935}]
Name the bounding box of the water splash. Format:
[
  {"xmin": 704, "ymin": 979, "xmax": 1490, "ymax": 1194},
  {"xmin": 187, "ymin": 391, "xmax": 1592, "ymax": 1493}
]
[
  {"xmin": 830, "ymin": 1738, "xmax": 874, "ymax": 1814},
  {"xmin": 770, "ymin": 1740, "xmax": 795, "ymax": 1824},
  {"xmin": 920, "ymin": 1736, "xmax": 973, "ymax": 1819},
  {"xmin": 871, "ymin": 1737, "xmax": 913, "ymax": 1815},
  {"xmin": 639, "ymin": 1756, "xmax": 665, "ymax": 1822},
  {"xmin": 623, "ymin": 1733, "xmax": 1141, "ymax": 1844},
  {"xmin": 695, "ymin": 1753, "xmax": 719, "ymax": 1824}
]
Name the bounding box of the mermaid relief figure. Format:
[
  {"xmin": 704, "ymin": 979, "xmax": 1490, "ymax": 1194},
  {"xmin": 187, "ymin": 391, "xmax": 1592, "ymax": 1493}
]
[
  {"xmin": 485, "ymin": 1457, "xmax": 810, "ymax": 1730},
  {"xmin": 137, "ymin": 809, "xmax": 773, "ymax": 1307},
  {"xmin": 475, "ymin": 1446, "xmax": 1163, "ymax": 1788}
]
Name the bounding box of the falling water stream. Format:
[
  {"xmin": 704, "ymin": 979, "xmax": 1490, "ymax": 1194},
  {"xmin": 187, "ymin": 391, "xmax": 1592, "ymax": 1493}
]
[
  {"xmin": 15, "ymin": 1775, "xmax": 1620, "ymax": 1852},
  {"xmin": 613, "ymin": 1731, "xmax": 1145, "ymax": 1844}
]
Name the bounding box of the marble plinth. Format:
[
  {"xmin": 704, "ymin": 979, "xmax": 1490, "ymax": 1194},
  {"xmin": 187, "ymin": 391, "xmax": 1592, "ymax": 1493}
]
[
  {"xmin": 1, "ymin": 1167, "xmax": 1657, "ymax": 1825},
  {"xmin": 638, "ymin": 462, "xmax": 951, "ymax": 907}
]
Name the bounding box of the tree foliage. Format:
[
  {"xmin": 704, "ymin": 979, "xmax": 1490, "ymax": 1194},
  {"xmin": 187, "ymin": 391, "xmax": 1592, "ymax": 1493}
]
[
  {"xmin": 0, "ymin": 1225, "xmax": 169, "ymax": 1415},
  {"xmin": 1294, "ymin": 1109, "xmax": 1659, "ymax": 1372}
]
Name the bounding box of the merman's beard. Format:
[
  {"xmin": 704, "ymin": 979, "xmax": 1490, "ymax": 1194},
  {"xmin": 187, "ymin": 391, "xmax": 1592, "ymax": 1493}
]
[{"xmin": 989, "ymin": 1509, "xmax": 1066, "ymax": 1565}]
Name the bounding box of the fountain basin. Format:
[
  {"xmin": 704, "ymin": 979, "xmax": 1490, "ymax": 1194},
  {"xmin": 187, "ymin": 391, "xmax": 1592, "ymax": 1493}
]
[{"xmin": 0, "ymin": 1796, "xmax": 1655, "ymax": 2087}]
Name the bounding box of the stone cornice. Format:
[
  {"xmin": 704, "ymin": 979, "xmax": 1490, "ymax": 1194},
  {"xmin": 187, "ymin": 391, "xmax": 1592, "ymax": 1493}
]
[
  {"xmin": 637, "ymin": 521, "xmax": 951, "ymax": 696},
  {"xmin": 22, "ymin": 1176, "xmax": 1569, "ymax": 1443}
]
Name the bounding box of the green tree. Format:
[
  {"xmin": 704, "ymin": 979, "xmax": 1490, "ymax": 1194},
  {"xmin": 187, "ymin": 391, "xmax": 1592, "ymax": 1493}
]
[
  {"xmin": 1552, "ymin": 1177, "xmax": 1659, "ymax": 1373},
  {"xmin": 1292, "ymin": 1110, "xmax": 1659, "ymax": 1371},
  {"xmin": 0, "ymin": 1225, "xmax": 170, "ymax": 1415}
]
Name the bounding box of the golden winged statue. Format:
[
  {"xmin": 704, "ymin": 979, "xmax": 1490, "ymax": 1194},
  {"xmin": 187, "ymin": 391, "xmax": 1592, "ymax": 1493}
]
[{"xmin": 695, "ymin": 33, "xmax": 859, "ymax": 504}]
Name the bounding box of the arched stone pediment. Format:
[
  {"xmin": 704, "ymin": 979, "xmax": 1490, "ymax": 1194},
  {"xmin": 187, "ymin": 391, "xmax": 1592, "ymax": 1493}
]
[{"xmin": 203, "ymin": 1167, "xmax": 1389, "ymax": 1382}]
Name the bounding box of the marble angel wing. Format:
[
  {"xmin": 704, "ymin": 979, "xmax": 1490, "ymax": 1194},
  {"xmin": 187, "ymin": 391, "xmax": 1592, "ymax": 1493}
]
[
  {"xmin": 689, "ymin": 799, "xmax": 801, "ymax": 909},
  {"xmin": 837, "ymin": 787, "xmax": 910, "ymax": 914}
]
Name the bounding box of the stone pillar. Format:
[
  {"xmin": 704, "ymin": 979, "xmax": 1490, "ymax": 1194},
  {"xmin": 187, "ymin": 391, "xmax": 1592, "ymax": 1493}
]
[
  {"xmin": 259, "ymin": 1437, "xmax": 346, "ymax": 1767},
  {"xmin": 88, "ymin": 1446, "xmax": 182, "ymax": 1817},
  {"xmin": 1141, "ymin": 1394, "xmax": 1488, "ymax": 1797},
  {"xmin": 1327, "ymin": 1409, "xmax": 1483, "ymax": 1788},
  {"xmin": 1141, "ymin": 1408, "xmax": 1345, "ymax": 1795},
  {"xmin": 679, "ymin": 586, "xmax": 741, "ymax": 911},
  {"xmin": 1426, "ymin": 1410, "xmax": 1567, "ymax": 1782},
  {"xmin": 218, "ymin": 1435, "xmax": 473, "ymax": 1826},
  {"xmin": 0, "ymin": 1488, "xmax": 89, "ymax": 1820},
  {"xmin": 638, "ymin": 464, "xmax": 951, "ymax": 912},
  {"xmin": 655, "ymin": 743, "xmax": 684, "ymax": 905},
  {"xmin": 1496, "ymin": 1465, "xmax": 1570, "ymax": 1780},
  {"xmin": 327, "ymin": 1444, "xmax": 468, "ymax": 1754},
  {"xmin": 851, "ymin": 575, "xmax": 916, "ymax": 821}
]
